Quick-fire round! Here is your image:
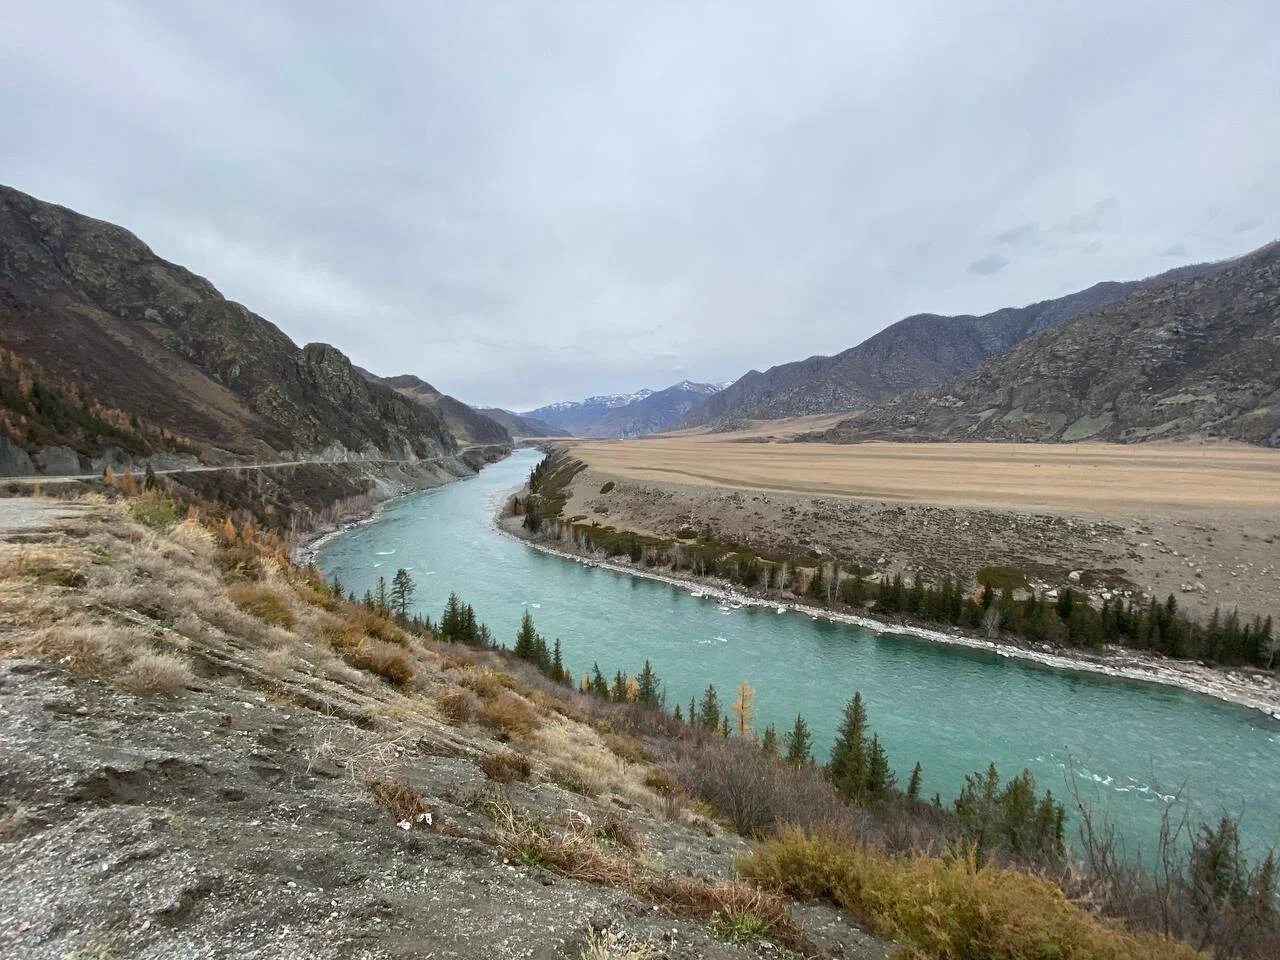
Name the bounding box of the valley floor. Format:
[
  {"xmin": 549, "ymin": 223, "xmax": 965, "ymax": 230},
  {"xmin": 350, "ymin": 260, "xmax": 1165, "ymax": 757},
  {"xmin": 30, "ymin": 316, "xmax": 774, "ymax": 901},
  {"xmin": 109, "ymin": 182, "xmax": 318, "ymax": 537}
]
[{"xmin": 561, "ymin": 436, "xmax": 1280, "ymax": 631}]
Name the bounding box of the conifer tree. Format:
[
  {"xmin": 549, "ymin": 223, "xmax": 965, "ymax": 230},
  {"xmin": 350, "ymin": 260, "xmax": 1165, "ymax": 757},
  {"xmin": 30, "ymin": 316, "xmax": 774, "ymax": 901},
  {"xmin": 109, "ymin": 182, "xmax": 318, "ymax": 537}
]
[
  {"xmin": 783, "ymin": 713, "xmax": 812, "ymax": 766},
  {"xmin": 330, "ymin": 573, "xmax": 344, "ymax": 599},
  {"xmin": 688, "ymin": 696, "xmax": 697, "ymax": 726},
  {"xmin": 635, "ymin": 660, "xmax": 660, "ymax": 707},
  {"xmin": 907, "ymin": 761, "xmax": 924, "ymax": 800},
  {"xmin": 375, "ymin": 576, "xmax": 389, "ymax": 616},
  {"xmin": 673, "ymin": 704, "xmax": 683, "ymax": 724},
  {"xmin": 829, "ymin": 692, "xmax": 869, "ymax": 800},
  {"xmin": 866, "ymin": 733, "xmax": 895, "ymax": 795},
  {"xmin": 720, "ymin": 715, "xmax": 730, "ymax": 737},
  {"xmin": 611, "ymin": 671, "xmax": 627, "ymax": 702},
  {"xmin": 760, "ymin": 724, "xmax": 778, "ymax": 759},
  {"xmin": 589, "ymin": 663, "xmax": 609, "ymax": 698},
  {"xmin": 389, "ymin": 568, "xmax": 415, "ymax": 621},
  {"xmin": 551, "ymin": 638, "xmax": 564, "ymax": 682},
  {"xmin": 514, "ymin": 610, "xmax": 538, "ymax": 661},
  {"xmin": 441, "ymin": 593, "xmax": 462, "ymax": 642},
  {"xmin": 697, "ymin": 684, "xmax": 721, "ymax": 731},
  {"xmin": 143, "ymin": 462, "xmax": 160, "ymax": 492}
]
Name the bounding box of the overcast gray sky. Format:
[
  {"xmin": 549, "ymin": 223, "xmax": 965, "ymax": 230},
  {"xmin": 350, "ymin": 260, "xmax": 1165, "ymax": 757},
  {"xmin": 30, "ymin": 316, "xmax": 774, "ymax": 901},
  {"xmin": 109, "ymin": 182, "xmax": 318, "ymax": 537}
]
[{"xmin": 4, "ymin": 1, "xmax": 1278, "ymax": 409}]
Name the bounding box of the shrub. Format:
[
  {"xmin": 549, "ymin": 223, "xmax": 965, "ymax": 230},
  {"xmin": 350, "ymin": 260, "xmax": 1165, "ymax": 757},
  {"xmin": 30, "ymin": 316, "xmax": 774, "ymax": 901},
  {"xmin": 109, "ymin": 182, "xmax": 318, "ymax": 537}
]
[
  {"xmin": 604, "ymin": 732, "xmax": 651, "ymax": 764},
  {"xmin": 433, "ymin": 686, "xmax": 478, "ymax": 725},
  {"xmin": 642, "ymin": 768, "xmax": 681, "ymax": 798},
  {"xmin": 130, "ymin": 497, "xmax": 180, "ymax": 531},
  {"xmin": 121, "ymin": 652, "xmax": 193, "ymax": 695},
  {"xmin": 599, "ymin": 481, "xmax": 615, "ymax": 494},
  {"xmin": 479, "ymin": 750, "xmax": 532, "ymax": 783},
  {"xmin": 593, "ymin": 811, "xmax": 639, "ymax": 853},
  {"xmin": 549, "ymin": 759, "xmax": 604, "ymax": 797},
  {"xmin": 345, "ymin": 639, "xmax": 414, "ymax": 686},
  {"xmin": 228, "ymin": 583, "xmax": 297, "ymax": 629},
  {"xmin": 363, "ymin": 774, "xmax": 428, "ymax": 822},
  {"xmin": 476, "ymin": 691, "xmax": 538, "ymax": 739},
  {"xmin": 977, "ymin": 564, "xmax": 1029, "ymax": 591},
  {"xmin": 743, "ymin": 828, "xmax": 1204, "ymax": 960},
  {"xmin": 458, "ymin": 666, "xmax": 515, "ymax": 700}
]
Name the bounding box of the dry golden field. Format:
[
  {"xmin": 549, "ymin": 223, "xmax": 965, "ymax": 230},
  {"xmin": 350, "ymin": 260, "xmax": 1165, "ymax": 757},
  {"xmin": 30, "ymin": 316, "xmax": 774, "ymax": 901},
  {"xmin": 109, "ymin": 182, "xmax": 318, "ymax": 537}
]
[{"xmin": 566, "ymin": 437, "xmax": 1280, "ymax": 513}]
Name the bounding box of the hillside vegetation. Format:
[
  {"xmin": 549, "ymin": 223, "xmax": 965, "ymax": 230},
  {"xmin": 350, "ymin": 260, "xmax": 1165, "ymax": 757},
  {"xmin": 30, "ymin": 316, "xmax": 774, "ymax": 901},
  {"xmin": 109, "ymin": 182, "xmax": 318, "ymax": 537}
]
[{"xmin": 4, "ymin": 480, "xmax": 1275, "ymax": 958}]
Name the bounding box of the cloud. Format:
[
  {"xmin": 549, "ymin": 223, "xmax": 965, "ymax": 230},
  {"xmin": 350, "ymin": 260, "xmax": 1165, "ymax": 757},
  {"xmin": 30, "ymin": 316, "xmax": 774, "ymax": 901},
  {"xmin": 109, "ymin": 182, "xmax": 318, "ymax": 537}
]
[
  {"xmin": 1052, "ymin": 197, "xmax": 1118, "ymax": 235},
  {"xmin": 1161, "ymin": 243, "xmax": 1188, "ymax": 257},
  {"xmin": 1081, "ymin": 240, "xmax": 1103, "ymax": 254},
  {"xmin": 969, "ymin": 253, "xmax": 1010, "ymax": 275},
  {"xmin": 993, "ymin": 221, "xmax": 1040, "ymax": 248},
  {"xmin": 2, "ymin": 2, "xmax": 1278, "ymax": 407},
  {"xmin": 1235, "ymin": 218, "xmax": 1263, "ymax": 233}
]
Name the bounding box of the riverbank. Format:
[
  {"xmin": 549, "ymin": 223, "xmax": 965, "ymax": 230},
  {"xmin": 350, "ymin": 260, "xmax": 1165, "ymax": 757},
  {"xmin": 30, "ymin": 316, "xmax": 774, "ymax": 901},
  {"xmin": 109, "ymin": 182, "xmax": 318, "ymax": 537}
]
[
  {"xmin": 294, "ymin": 448, "xmax": 511, "ymax": 565},
  {"xmin": 497, "ymin": 515, "xmax": 1280, "ymax": 721}
]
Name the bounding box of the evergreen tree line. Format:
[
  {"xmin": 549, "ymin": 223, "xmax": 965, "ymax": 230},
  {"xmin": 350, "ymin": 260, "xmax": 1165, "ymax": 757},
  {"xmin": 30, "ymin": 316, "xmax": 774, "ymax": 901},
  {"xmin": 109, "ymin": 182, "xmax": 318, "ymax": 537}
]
[
  {"xmin": 532, "ymin": 509, "xmax": 1277, "ymax": 669},
  {"xmin": 331, "ymin": 567, "xmax": 437, "ymax": 638}
]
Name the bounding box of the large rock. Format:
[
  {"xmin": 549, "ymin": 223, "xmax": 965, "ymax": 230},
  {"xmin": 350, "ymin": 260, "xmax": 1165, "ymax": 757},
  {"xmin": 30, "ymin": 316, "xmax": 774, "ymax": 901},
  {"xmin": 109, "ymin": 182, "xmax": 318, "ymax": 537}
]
[{"xmin": 0, "ymin": 435, "xmax": 34, "ymax": 476}]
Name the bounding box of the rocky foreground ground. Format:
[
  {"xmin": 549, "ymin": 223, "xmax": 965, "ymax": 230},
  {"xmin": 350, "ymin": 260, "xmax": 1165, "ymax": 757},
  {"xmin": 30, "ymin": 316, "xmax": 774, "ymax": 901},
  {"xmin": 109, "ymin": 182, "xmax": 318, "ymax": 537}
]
[{"xmin": 0, "ymin": 499, "xmax": 887, "ymax": 960}]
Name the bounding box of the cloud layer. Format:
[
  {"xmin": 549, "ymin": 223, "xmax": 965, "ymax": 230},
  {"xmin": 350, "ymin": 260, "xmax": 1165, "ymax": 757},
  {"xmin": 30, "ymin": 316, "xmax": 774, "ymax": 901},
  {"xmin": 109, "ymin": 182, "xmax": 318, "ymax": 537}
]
[{"xmin": 3, "ymin": 1, "xmax": 1277, "ymax": 407}]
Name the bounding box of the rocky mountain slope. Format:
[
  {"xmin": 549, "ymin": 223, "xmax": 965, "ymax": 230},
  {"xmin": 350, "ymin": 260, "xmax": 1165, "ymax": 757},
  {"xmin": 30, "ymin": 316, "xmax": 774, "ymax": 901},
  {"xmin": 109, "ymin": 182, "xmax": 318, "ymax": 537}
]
[
  {"xmin": 474, "ymin": 407, "xmax": 570, "ymax": 438},
  {"xmin": 358, "ymin": 371, "xmax": 511, "ymax": 447},
  {"xmin": 0, "ymin": 185, "xmax": 458, "ymax": 472},
  {"xmin": 526, "ymin": 382, "xmax": 724, "ymax": 437},
  {"xmin": 679, "ymin": 262, "xmax": 1226, "ymax": 429},
  {"xmin": 811, "ymin": 241, "xmax": 1280, "ymax": 446}
]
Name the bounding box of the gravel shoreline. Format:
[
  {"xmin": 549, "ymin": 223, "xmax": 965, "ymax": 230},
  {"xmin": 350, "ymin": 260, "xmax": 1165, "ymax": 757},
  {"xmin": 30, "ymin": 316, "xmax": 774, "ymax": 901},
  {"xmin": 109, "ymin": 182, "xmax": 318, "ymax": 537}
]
[{"xmin": 495, "ymin": 518, "xmax": 1280, "ymax": 722}]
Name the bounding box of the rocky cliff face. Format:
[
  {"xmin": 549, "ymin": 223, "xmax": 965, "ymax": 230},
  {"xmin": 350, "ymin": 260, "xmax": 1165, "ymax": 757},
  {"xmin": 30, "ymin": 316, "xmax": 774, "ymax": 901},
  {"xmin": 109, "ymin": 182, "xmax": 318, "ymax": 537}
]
[
  {"xmin": 473, "ymin": 408, "xmax": 570, "ymax": 438},
  {"xmin": 812, "ymin": 241, "xmax": 1280, "ymax": 446},
  {"xmin": 679, "ymin": 262, "xmax": 1227, "ymax": 428},
  {"xmin": 0, "ymin": 185, "xmax": 457, "ymax": 467},
  {"xmin": 358, "ymin": 371, "xmax": 512, "ymax": 447}
]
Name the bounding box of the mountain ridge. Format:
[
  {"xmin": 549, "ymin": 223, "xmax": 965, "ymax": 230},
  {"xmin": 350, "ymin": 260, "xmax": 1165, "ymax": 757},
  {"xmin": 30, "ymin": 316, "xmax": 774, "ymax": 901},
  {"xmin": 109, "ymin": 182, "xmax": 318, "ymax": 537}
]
[
  {"xmin": 808, "ymin": 240, "xmax": 1280, "ymax": 446},
  {"xmin": 0, "ymin": 185, "xmax": 462, "ymax": 474},
  {"xmin": 678, "ymin": 260, "xmax": 1230, "ymax": 429},
  {"xmin": 522, "ymin": 381, "xmax": 724, "ymax": 437}
]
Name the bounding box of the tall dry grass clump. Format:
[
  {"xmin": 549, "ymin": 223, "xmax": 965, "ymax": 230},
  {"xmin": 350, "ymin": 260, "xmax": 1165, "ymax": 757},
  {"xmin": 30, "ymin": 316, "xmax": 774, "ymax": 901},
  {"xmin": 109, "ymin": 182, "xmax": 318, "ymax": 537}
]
[
  {"xmin": 228, "ymin": 583, "xmax": 297, "ymax": 629},
  {"xmin": 743, "ymin": 827, "xmax": 1205, "ymax": 960}
]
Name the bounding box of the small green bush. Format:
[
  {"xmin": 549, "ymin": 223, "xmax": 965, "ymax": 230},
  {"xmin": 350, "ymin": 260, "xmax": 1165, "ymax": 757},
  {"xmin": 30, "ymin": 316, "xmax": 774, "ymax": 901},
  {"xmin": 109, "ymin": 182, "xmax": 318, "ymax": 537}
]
[{"xmin": 130, "ymin": 497, "xmax": 180, "ymax": 531}]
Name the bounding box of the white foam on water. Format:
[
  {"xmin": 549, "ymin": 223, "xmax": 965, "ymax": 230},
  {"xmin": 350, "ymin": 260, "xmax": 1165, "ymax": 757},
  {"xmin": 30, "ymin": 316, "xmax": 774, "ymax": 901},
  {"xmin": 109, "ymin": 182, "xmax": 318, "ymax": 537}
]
[{"xmin": 375, "ymin": 550, "xmax": 396, "ymax": 556}]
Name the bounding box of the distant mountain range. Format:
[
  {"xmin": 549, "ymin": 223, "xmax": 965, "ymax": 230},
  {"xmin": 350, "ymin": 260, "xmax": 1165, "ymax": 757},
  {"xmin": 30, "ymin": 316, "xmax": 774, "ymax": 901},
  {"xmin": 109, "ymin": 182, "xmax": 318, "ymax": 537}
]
[
  {"xmin": 809, "ymin": 240, "xmax": 1280, "ymax": 446},
  {"xmin": 355, "ymin": 371, "xmax": 511, "ymax": 447},
  {"xmin": 0, "ymin": 185, "xmax": 490, "ymax": 475},
  {"xmin": 472, "ymin": 408, "xmax": 569, "ymax": 438},
  {"xmin": 678, "ymin": 262, "xmax": 1228, "ymax": 430},
  {"xmin": 522, "ymin": 380, "xmax": 727, "ymax": 437}
]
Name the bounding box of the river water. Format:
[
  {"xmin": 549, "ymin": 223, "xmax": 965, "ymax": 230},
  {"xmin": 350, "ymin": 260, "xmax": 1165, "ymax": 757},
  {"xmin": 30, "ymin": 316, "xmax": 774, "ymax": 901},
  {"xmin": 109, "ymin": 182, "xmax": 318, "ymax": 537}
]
[{"xmin": 318, "ymin": 449, "xmax": 1279, "ymax": 858}]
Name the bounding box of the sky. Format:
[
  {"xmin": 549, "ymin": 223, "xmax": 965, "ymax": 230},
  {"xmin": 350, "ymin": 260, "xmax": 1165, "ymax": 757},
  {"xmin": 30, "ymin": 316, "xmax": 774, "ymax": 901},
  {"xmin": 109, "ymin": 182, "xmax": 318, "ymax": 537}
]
[{"xmin": 3, "ymin": 2, "xmax": 1278, "ymax": 410}]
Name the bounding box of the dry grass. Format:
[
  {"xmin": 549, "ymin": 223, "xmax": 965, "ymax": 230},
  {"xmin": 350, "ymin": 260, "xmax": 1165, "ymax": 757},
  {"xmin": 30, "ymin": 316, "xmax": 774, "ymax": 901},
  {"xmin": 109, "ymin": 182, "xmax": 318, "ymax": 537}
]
[
  {"xmin": 456, "ymin": 665, "xmax": 515, "ymax": 700},
  {"xmin": 743, "ymin": 827, "xmax": 1205, "ymax": 960},
  {"xmin": 432, "ymin": 685, "xmax": 478, "ymax": 725},
  {"xmin": 577, "ymin": 926, "xmax": 662, "ymax": 960},
  {"xmin": 343, "ymin": 638, "xmax": 414, "ymax": 686},
  {"xmin": 604, "ymin": 732, "xmax": 652, "ymax": 764},
  {"xmin": 479, "ymin": 750, "xmax": 532, "ymax": 783},
  {"xmin": 120, "ymin": 651, "xmax": 193, "ymax": 695},
  {"xmin": 228, "ymin": 583, "xmax": 297, "ymax": 629},
  {"xmin": 9, "ymin": 619, "xmax": 137, "ymax": 673},
  {"xmin": 476, "ymin": 690, "xmax": 539, "ymax": 739},
  {"xmin": 569, "ymin": 438, "xmax": 1280, "ymax": 512},
  {"xmin": 363, "ymin": 773, "xmax": 429, "ymax": 822}
]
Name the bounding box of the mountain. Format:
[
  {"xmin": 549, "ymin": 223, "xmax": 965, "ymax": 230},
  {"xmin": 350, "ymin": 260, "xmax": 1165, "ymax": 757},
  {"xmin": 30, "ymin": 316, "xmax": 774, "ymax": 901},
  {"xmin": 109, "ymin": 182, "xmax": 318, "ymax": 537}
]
[
  {"xmin": 810, "ymin": 240, "xmax": 1280, "ymax": 446},
  {"xmin": 678, "ymin": 262, "xmax": 1227, "ymax": 429},
  {"xmin": 0, "ymin": 185, "xmax": 459, "ymax": 472},
  {"xmin": 523, "ymin": 381, "xmax": 723, "ymax": 437},
  {"xmin": 356, "ymin": 371, "xmax": 511, "ymax": 447},
  {"xmin": 472, "ymin": 408, "xmax": 569, "ymax": 438}
]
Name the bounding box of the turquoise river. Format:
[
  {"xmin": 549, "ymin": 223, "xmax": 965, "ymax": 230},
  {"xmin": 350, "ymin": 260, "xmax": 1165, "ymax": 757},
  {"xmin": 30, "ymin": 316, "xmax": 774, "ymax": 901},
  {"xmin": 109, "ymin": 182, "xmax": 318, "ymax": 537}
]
[{"xmin": 318, "ymin": 449, "xmax": 1279, "ymax": 858}]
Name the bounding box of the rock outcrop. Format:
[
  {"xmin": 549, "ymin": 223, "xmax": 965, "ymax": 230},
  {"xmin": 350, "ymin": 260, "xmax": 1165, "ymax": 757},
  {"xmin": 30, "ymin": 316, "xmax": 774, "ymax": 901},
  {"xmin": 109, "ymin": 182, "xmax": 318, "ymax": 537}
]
[{"xmin": 812, "ymin": 241, "xmax": 1280, "ymax": 446}]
